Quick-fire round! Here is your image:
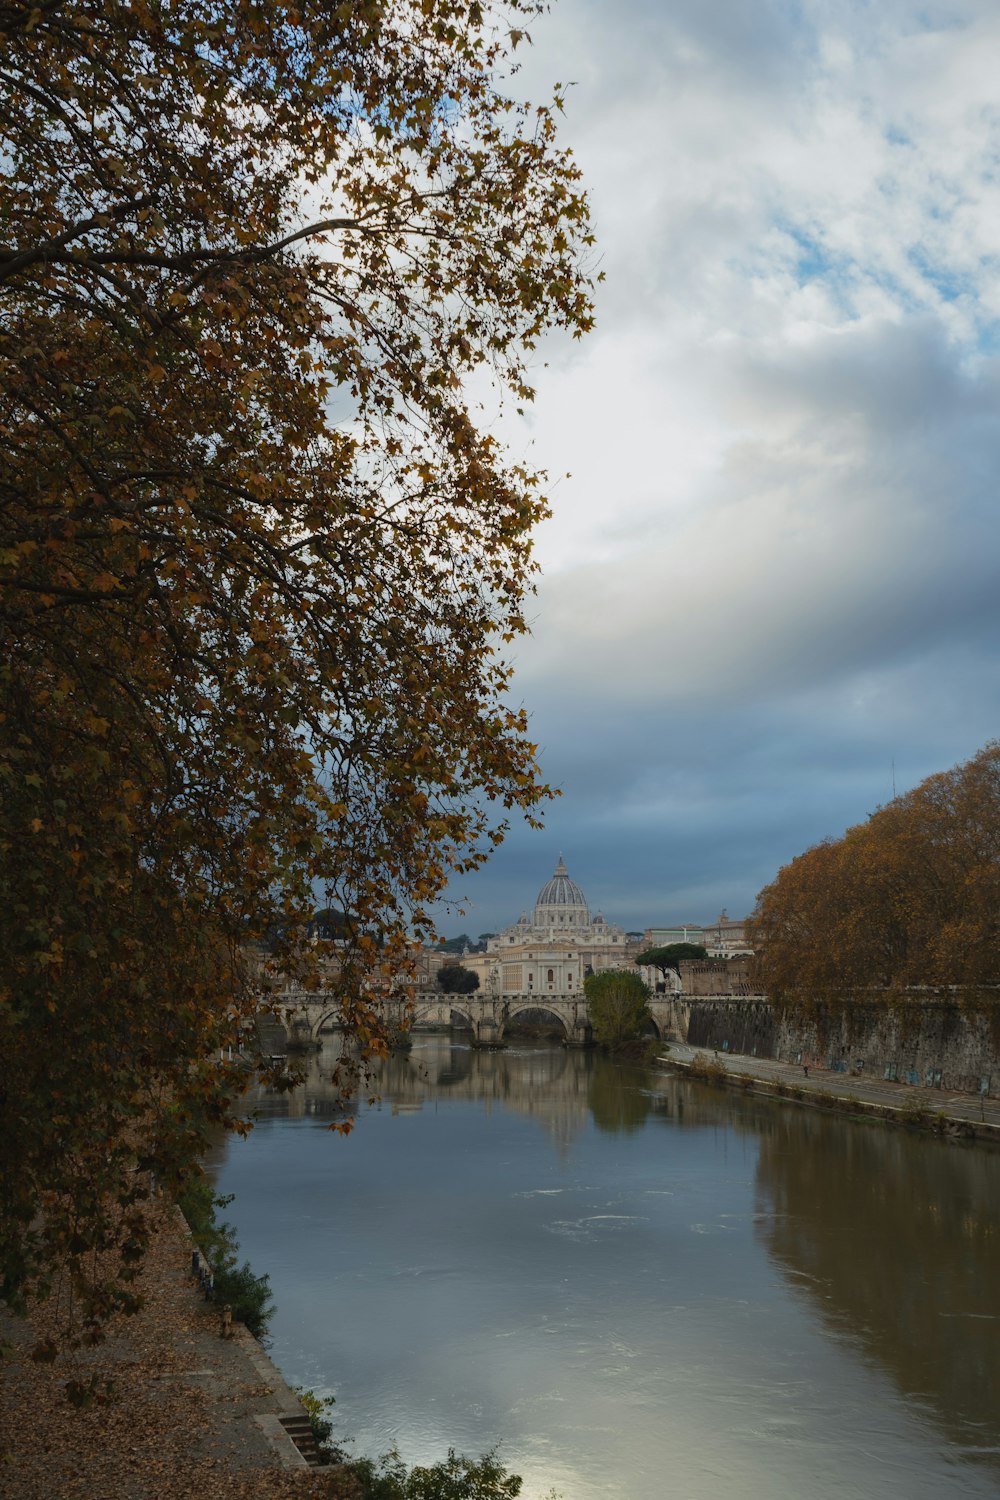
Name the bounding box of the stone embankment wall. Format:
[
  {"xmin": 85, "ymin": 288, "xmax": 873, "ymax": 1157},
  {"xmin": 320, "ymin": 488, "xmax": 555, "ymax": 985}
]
[
  {"xmin": 674, "ymin": 957, "xmax": 755, "ymax": 996},
  {"xmin": 682, "ymin": 997, "xmax": 775, "ymax": 1058},
  {"xmin": 674, "ymin": 994, "xmax": 999, "ymax": 1096}
]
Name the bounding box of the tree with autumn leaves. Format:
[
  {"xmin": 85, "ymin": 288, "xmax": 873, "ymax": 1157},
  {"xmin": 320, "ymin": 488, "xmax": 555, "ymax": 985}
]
[
  {"xmin": 0, "ymin": 0, "xmax": 595, "ymax": 1354},
  {"xmin": 748, "ymin": 742, "xmax": 1000, "ymax": 1010}
]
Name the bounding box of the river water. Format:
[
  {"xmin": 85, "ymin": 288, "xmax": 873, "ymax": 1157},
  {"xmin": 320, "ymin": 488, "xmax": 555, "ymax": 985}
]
[{"xmin": 208, "ymin": 1037, "xmax": 1000, "ymax": 1499}]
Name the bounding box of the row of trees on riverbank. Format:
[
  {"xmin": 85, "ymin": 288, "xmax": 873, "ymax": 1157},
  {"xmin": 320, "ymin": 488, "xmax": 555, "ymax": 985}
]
[
  {"xmin": 748, "ymin": 742, "xmax": 1000, "ymax": 1007},
  {"xmin": 0, "ymin": 0, "xmax": 595, "ymax": 1350}
]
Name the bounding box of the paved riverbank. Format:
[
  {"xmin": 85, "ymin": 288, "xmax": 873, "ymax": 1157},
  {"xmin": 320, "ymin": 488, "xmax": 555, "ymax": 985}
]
[
  {"xmin": 659, "ymin": 1042, "xmax": 1000, "ymax": 1143},
  {"xmin": 0, "ymin": 1202, "xmax": 356, "ymax": 1499}
]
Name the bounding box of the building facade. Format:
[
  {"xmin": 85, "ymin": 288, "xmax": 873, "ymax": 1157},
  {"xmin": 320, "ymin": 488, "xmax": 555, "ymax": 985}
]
[
  {"xmin": 424, "ymin": 871, "xmax": 752, "ymax": 1003},
  {"xmin": 642, "ymin": 910, "xmax": 752, "ymax": 959},
  {"xmin": 643, "ymin": 923, "xmax": 705, "ymax": 948},
  {"xmin": 698, "ymin": 910, "xmax": 752, "ymax": 957},
  {"xmin": 449, "ymin": 857, "xmax": 637, "ymax": 1001}
]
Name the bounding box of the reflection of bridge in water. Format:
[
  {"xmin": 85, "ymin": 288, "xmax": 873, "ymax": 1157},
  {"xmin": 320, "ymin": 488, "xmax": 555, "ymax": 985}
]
[
  {"xmin": 251, "ymin": 1037, "xmax": 600, "ymax": 1156},
  {"xmin": 276, "ymin": 987, "xmax": 691, "ymax": 1049},
  {"xmin": 247, "ymin": 1033, "xmax": 748, "ymax": 1152},
  {"xmin": 240, "ymin": 1027, "xmax": 1000, "ymax": 1478}
]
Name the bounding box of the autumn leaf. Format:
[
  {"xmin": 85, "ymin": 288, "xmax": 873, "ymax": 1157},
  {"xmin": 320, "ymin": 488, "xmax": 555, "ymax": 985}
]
[{"xmin": 0, "ymin": 0, "xmax": 595, "ymax": 1339}]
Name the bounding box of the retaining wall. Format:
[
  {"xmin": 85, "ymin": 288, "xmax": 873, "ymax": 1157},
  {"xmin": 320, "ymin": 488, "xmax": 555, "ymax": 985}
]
[{"xmin": 678, "ymin": 996, "xmax": 999, "ymax": 1097}]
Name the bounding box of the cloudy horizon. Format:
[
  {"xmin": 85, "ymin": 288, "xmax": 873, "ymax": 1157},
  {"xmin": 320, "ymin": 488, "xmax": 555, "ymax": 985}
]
[{"xmin": 438, "ymin": 0, "xmax": 1000, "ymax": 937}]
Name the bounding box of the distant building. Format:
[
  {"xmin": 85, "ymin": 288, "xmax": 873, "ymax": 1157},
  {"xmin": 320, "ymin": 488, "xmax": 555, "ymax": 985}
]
[
  {"xmin": 699, "ymin": 910, "xmax": 752, "ymax": 958},
  {"xmin": 642, "ymin": 923, "xmax": 705, "ymax": 948},
  {"xmin": 422, "ymin": 872, "xmax": 752, "ymax": 1002},
  {"xmin": 412, "ymin": 945, "xmax": 452, "ymax": 987},
  {"xmin": 679, "ymin": 956, "xmax": 755, "ymax": 994},
  {"xmin": 442, "ymin": 857, "xmax": 638, "ymax": 1000},
  {"xmin": 640, "ymin": 910, "xmax": 754, "ymax": 973}
]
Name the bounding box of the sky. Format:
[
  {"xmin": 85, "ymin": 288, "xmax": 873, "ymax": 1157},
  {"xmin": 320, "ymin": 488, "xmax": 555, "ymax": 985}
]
[{"xmin": 438, "ymin": 0, "xmax": 1000, "ymax": 938}]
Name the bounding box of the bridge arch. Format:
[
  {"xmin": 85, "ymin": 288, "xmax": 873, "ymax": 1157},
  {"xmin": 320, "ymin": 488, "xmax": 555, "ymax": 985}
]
[
  {"xmin": 312, "ymin": 1009, "xmax": 343, "ymax": 1037},
  {"xmin": 502, "ymin": 1004, "xmax": 571, "ymax": 1041},
  {"xmin": 408, "ymin": 1000, "xmax": 447, "ymax": 1030}
]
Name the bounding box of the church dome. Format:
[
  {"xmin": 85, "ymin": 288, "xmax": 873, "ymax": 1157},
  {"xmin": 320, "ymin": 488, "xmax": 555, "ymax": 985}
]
[{"xmin": 534, "ymin": 857, "xmax": 588, "ymax": 913}]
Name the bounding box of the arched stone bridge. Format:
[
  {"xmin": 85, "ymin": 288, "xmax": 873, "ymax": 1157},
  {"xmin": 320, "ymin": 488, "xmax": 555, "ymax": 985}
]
[{"xmin": 274, "ymin": 988, "xmax": 697, "ymax": 1049}]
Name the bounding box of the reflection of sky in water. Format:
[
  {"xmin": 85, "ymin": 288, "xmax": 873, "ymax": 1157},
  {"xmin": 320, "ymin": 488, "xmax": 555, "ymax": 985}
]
[{"xmin": 210, "ymin": 1040, "xmax": 1000, "ymax": 1500}]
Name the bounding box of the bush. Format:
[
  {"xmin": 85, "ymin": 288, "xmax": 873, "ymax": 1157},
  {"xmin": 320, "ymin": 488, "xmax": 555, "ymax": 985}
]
[
  {"xmin": 176, "ymin": 1174, "xmax": 274, "ymax": 1341},
  {"xmin": 687, "ymin": 1055, "xmax": 728, "ymax": 1087},
  {"xmin": 176, "ymin": 1176, "xmax": 233, "ymax": 1263},
  {"xmin": 212, "ymin": 1257, "xmax": 274, "ymax": 1341},
  {"xmin": 898, "ymin": 1094, "xmax": 929, "ymax": 1128},
  {"xmin": 296, "ymin": 1388, "xmax": 339, "ymax": 1461},
  {"xmin": 346, "ymin": 1447, "xmax": 525, "ymax": 1500}
]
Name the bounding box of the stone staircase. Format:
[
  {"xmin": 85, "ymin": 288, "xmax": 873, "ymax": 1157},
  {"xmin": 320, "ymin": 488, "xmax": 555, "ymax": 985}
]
[{"xmin": 278, "ymin": 1412, "xmax": 323, "ymax": 1466}]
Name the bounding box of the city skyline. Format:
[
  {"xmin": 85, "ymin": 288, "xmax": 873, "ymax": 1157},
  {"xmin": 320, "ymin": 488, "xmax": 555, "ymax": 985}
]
[{"xmin": 439, "ymin": 848, "xmax": 747, "ymax": 941}]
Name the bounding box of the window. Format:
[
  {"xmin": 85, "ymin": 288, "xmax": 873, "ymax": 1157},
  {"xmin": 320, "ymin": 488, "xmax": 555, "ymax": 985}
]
[{"xmin": 547, "ymin": 969, "xmax": 554, "ymax": 983}]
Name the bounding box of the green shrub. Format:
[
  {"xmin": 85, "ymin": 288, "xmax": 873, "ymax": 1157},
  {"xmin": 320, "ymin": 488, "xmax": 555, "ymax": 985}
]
[
  {"xmin": 347, "ymin": 1446, "xmax": 526, "ymax": 1499},
  {"xmin": 176, "ymin": 1173, "xmax": 274, "ymax": 1341},
  {"xmin": 296, "ymin": 1388, "xmax": 339, "ymax": 1460},
  {"xmin": 212, "ymin": 1256, "xmax": 274, "ymax": 1340},
  {"xmin": 176, "ymin": 1175, "xmax": 234, "ymax": 1263},
  {"xmin": 583, "ymin": 970, "xmax": 651, "ymax": 1046}
]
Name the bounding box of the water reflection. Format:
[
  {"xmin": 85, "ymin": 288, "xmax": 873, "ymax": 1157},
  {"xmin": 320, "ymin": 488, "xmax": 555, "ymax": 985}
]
[
  {"xmin": 259, "ymin": 1037, "xmax": 665, "ymax": 1140},
  {"xmin": 587, "ymin": 1058, "xmax": 654, "ymax": 1135},
  {"xmin": 753, "ymin": 1105, "xmax": 1000, "ymax": 1461},
  {"xmin": 215, "ymin": 1037, "xmax": 1000, "ymax": 1496},
  {"xmin": 254, "ymin": 1037, "xmax": 597, "ymax": 1155}
]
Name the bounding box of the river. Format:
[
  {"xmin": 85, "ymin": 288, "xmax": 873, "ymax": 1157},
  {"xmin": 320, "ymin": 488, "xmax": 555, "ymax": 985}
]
[{"xmin": 207, "ymin": 1036, "xmax": 1000, "ymax": 1499}]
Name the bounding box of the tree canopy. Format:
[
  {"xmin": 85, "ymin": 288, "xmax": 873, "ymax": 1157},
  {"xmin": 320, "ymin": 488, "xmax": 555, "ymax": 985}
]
[
  {"xmin": 438, "ymin": 931, "xmax": 494, "ymax": 952},
  {"xmin": 635, "ymin": 943, "xmax": 708, "ymax": 978},
  {"xmin": 437, "ymin": 963, "xmax": 480, "ymax": 994},
  {"xmin": 584, "ymin": 970, "xmax": 651, "ymax": 1045},
  {"xmin": 438, "ymin": 933, "xmax": 474, "ymax": 954},
  {"xmin": 748, "ymin": 742, "xmax": 1000, "ymax": 1008},
  {"xmin": 0, "ymin": 0, "xmax": 595, "ymax": 1352}
]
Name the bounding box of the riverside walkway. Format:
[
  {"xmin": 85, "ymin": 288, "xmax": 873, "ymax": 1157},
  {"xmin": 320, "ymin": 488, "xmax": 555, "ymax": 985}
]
[
  {"xmin": 659, "ymin": 1042, "xmax": 1000, "ymax": 1143},
  {"xmin": 0, "ymin": 1204, "xmax": 354, "ymax": 1500}
]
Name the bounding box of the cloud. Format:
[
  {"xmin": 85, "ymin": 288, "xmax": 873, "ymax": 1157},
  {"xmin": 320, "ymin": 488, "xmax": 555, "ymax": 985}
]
[
  {"xmin": 522, "ymin": 317, "xmax": 1000, "ymax": 701},
  {"xmin": 438, "ymin": 0, "xmax": 1000, "ymax": 935}
]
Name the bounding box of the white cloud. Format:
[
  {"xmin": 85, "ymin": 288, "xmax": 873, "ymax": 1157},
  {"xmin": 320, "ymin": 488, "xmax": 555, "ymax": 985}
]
[{"xmin": 442, "ymin": 0, "xmax": 1000, "ymax": 932}]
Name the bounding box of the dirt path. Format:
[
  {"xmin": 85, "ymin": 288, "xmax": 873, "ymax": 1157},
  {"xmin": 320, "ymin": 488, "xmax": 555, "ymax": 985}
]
[{"xmin": 0, "ymin": 1203, "xmax": 356, "ymax": 1499}]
